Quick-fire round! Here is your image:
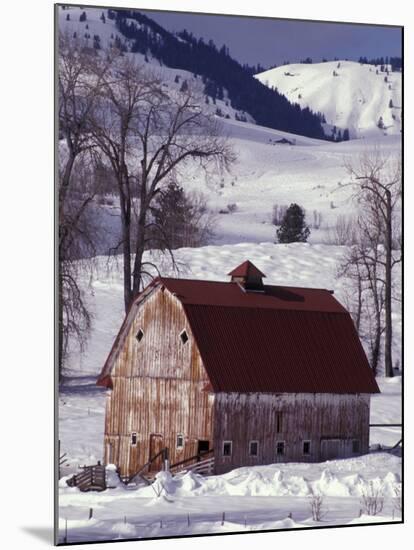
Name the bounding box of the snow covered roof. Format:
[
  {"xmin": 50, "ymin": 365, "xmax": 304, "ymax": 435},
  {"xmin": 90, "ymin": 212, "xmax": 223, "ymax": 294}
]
[{"xmin": 97, "ymin": 262, "xmax": 379, "ymax": 394}]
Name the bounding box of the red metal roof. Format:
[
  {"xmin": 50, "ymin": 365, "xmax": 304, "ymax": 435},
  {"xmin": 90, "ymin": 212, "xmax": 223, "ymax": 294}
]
[
  {"xmin": 160, "ymin": 278, "xmax": 379, "ymax": 394},
  {"xmin": 183, "ymin": 305, "xmax": 379, "ymax": 394},
  {"xmin": 159, "ymin": 277, "xmax": 345, "ymax": 313},
  {"xmin": 228, "ymin": 260, "xmax": 266, "ymax": 278},
  {"xmin": 97, "ymin": 274, "xmax": 379, "ymax": 394}
]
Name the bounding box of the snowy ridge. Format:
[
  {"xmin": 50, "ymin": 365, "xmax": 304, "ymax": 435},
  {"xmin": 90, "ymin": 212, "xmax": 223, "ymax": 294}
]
[{"xmin": 255, "ymin": 61, "xmax": 402, "ymax": 139}]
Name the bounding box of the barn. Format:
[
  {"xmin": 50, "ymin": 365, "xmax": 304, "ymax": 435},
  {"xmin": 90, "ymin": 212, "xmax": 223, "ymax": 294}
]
[{"xmin": 97, "ymin": 260, "xmax": 379, "ymax": 478}]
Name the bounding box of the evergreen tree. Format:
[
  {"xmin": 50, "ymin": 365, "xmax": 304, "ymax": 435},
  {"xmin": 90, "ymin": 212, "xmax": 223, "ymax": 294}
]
[
  {"xmin": 377, "ymin": 116, "xmax": 384, "ymax": 129},
  {"xmin": 276, "ymin": 203, "xmax": 310, "ymax": 243},
  {"xmin": 180, "ymin": 79, "xmax": 188, "ymax": 93},
  {"xmin": 66, "ymin": 13, "xmax": 70, "ymax": 21},
  {"xmin": 101, "ymin": 12, "xmax": 106, "ymax": 23},
  {"xmin": 389, "ymin": 99, "xmax": 393, "ymax": 108},
  {"xmin": 79, "ymin": 11, "xmax": 87, "ymax": 22},
  {"xmin": 343, "ymin": 128, "xmax": 350, "ymax": 141},
  {"xmin": 150, "ymin": 181, "xmax": 211, "ymax": 249}
]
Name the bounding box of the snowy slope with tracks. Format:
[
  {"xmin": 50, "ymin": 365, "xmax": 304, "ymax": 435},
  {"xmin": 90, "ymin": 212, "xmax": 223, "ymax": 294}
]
[{"xmin": 255, "ymin": 61, "xmax": 402, "ymax": 139}]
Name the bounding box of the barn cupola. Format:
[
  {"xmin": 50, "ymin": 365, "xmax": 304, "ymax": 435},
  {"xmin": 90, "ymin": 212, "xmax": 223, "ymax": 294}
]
[{"xmin": 228, "ymin": 260, "xmax": 266, "ymax": 291}]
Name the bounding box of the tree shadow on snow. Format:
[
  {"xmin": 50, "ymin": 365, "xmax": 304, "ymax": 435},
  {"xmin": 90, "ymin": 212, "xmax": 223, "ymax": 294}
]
[{"xmin": 59, "ymin": 375, "xmax": 107, "ymax": 397}]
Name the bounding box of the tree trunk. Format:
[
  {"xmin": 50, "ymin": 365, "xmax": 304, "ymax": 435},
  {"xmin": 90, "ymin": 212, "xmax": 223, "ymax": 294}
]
[
  {"xmin": 119, "ymin": 181, "xmax": 132, "ymax": 312},
  {"xmin": 132, "ymin": 208, "xmax": 147, "ymax": 299},
  {"xmin": 58, "ymin": 273, "xmax": 64, "ymax": 383},
  {"xmin": 355, "ymin": 270, "xmax": 362, "ymax": 332},
  {"xmin": 370, "ymin": 308, "xmax": 382, "ymax": 377},
  {"xmin": 384, "ymin": 191, "xmax": 394, "ymax": 377},
  {"xmin": 59, "ymin": 150, "xmax": 76, "ymax": 220}
]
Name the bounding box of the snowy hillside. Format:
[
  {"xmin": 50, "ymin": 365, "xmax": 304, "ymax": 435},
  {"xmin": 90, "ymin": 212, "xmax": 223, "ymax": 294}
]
[
  {"xmin": 155, "ymin": 119, "xmax": 401, "ymax": 246},
  {"xmin": 255, "ymin": 61, "xmax": 402, "ymax": 139},
  {"xmin": 58, "ymin": 6, "xmax": 253, "ymax": 124}
]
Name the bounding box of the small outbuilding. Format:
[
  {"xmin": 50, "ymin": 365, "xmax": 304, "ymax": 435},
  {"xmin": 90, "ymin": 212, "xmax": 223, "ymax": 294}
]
[{"xmin": 97, "ymin": 260, "xmax": 379, "ymax": 478}]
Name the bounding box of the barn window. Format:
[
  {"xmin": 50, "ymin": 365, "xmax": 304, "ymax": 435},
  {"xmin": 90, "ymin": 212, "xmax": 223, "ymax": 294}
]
[
  {"xmin": 176, "ymin": 434, "xmax": 184, "ymax": 449},
  {"xmin": 222, "ymin": 441, "xmax": 232, "ymax": 456},
  {"xmin": 180, "ymin": 329, "xmax": 189, "ymax": 344},
  {"xmin": 249, "ymin": 440, "xmax": 259, "ymax": 456},
  {"xmin": 276, "ymin": 441, "xmax": 285, "ymax": 455},
  {"xmin": 136, "ymin": 329, "xmax": 144, "ymax": 343},
  {"xmin": 131, "ymin": 432, "xmax": 137, "ymax": 446},
  {"xmin": 276, "ymin": 412, "xmax": 283, "ymax": 433},
  {"xmin": 352, "ymin": 439, "xmax": 360, "ymax": 454},
  {"xmin": 302, "ymin": 440, "xmax": 311, "ymax": 455}
]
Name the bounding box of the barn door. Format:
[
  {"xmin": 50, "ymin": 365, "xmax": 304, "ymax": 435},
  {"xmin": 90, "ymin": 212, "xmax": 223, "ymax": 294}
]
[
  {"xmin": 148, "ymin": 433, "xmax": 164, "ymax": 472},
  {"xmin": 320, "ymin": 438, "xmax": 341, "ymax": 460}
]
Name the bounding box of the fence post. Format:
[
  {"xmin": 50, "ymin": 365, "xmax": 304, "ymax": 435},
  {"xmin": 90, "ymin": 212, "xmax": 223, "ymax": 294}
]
[
  {"xmin": 187, "ymin": 514, "xmax": 190, "ymax": 527},
  {"xmin": 89, "ymin": 508, "xmax": 93, "ymax": 520},
  {"xmin": 64, "ymin": 518, "xmax": 67, "ymax": 544},
  {"xmin": 164, "ymin": 447, "xmax": 170, "ymax": 472},
  {"xmin": 221, "ymin": 511, "xmax": 225, "ymax": 526}
]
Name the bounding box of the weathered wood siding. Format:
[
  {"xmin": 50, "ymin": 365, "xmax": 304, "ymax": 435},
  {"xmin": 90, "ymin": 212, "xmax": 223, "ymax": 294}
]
[
  {"xmin": 103, "ymin": 287, "xmax": 214, "ymax": 478},
  {"xmin": 213, "ymin": 393, "xmax": 371, "ymax": 474}
]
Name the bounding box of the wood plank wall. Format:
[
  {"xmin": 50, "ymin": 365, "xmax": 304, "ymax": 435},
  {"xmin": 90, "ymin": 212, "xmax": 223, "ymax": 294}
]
[
  {"xmin": 103, "ymin": 287, "xmax": 214, "ymax": 478},
  {"xmin": 213, "ymin": 392, "xmax": 371, "ymax": 473}
]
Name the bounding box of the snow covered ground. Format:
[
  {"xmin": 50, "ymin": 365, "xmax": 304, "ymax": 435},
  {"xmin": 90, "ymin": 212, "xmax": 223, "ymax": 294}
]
[{"xmin": 58, "ymin": 451, "xmax": 401, "ymax": 543}]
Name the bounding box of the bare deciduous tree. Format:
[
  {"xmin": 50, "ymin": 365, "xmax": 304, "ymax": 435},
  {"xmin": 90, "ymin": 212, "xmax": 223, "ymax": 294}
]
[
  {"xmin": 90, "ymin": 57, "xmax": 234, "ymax": 311},
  {"xmin": 345, "ymin": 151, "xmax": 401, "ymax": 377},
  {"xmin": 393, "ymin": 484, "xmax": 402, "ymax": 515},
  {"xmin": 360, "ymin": 481, "xmax": 384, "ymax": 516},
  {"xmin": 58, "ymin": 34, "xmax": 112, "ymax": 380},
  {"xmin": 89, "ymin": 55, "xmax": 163, "ymax": 310},
  {"xmin": 309, "ymin": 493, "xmax": 326, "ymax": 521},
  {"xmin": 59, "ymin": 154, "xmax": 106, "ymax": 379},
  {"xmin": 338, "ymin": 215, "xmax": 386, "ymax": 375},
  {"xmin": 325, "ymin": 214, "xmax": 358, "ymax": 246}
]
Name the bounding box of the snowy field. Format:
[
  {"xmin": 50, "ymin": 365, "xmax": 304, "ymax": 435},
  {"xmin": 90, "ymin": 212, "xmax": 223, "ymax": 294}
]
[{"xmin": 58, "ymin": 450, "xmax": 401, "ymax": 543}]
